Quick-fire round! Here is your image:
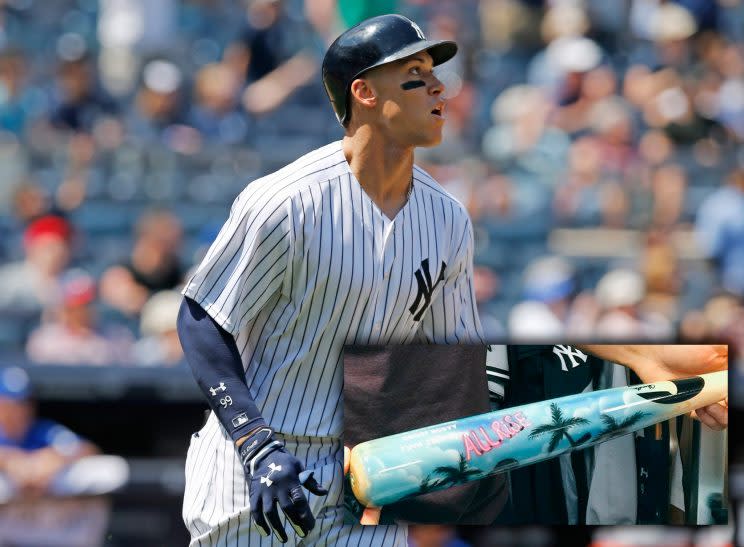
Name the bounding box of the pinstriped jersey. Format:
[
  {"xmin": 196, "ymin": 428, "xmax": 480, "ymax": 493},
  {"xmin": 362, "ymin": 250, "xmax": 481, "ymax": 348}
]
[{"xmin": 183, "ymin": 140, "xmax": 484, "ymax": 438}]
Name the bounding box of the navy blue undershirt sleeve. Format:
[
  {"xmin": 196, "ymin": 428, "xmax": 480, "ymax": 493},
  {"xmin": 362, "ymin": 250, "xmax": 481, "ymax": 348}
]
[{"xmin": 177, "ymin": 296, "xmax": 267, "ymax": 442}]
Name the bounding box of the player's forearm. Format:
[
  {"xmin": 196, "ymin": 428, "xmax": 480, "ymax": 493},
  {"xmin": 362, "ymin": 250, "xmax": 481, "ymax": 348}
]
[
  {"xmin": 577, "ymin": 345, "xmax": 659, "ymax": 372},
  {"xmin": 0, "ymin": 446, "xmax": 25, "ymax": 471},
  {"xmin": 177, "ymin": 297, "xmax": 268, "ymax": 444},
  {"xmin": 577, "ymin": 345, "xmax": 728, "ymax": 381}
]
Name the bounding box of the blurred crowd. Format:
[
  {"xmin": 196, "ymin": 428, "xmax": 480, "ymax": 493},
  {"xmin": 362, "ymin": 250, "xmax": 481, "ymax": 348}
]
[
  {"xmin": 0, "ymin": 1, "xmax": 740, "ymax": 543},
  {"xmin": 1, "ymin": 0, "xmax": 743, "ymax": 369}
]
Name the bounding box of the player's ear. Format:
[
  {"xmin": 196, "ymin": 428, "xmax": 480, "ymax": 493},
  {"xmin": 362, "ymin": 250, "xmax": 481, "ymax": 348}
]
[{"xmin": 349, "ymin": 77, "xmax": 377, "ymax": 112}]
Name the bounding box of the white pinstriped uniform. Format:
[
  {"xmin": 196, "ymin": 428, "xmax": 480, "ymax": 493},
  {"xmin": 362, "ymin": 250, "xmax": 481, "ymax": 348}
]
[{"xmin": 181, "ymin": 140, "xmax": 484, "ymax": 546}]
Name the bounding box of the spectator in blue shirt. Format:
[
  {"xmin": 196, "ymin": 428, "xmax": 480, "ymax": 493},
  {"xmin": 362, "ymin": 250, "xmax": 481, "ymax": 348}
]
[
  {"xmin": 696, "ymin": 167, "xmax": 744, "ymax": 296},
  {"xmin": 0, "ymin": 366, "xmax": 98, "ymax": 500}
]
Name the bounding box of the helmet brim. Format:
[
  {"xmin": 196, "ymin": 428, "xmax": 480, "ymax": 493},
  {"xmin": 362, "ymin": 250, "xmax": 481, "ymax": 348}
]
[{"xmin": 359, "ymin": 39, "xmax": 458, "ymax": 79}]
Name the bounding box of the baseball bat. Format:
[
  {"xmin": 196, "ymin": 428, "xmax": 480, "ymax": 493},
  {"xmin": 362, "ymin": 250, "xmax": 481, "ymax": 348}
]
[{"xmin": 348, "ymin": 371, "xmax": 727, "ymax": 507}]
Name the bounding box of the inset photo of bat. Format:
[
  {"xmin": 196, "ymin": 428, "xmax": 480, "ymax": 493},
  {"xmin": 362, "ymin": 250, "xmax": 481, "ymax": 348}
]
[{"xmin": 348, "ymin": 370, "xmax": 727, "ymax": 508}]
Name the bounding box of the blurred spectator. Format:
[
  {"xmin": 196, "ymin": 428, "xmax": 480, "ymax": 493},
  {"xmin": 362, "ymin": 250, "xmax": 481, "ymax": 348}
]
[
  {"xmin": 589, "ymin": 95, "xmax": 637, "ymax": 177},
  {"xmin": 478, "ymin": 0, "xmax": 544, "ymax": 54},
  {"xmin": 0, "ymin": 365, "xmax": 128, "ymax": 547},
  {"xmin": 133, "ymin": 290, "xmax": 185, "ymax": 366},
  {"xmin": 508, "ymin": 256, "xmax": 596, "ymax": 340},
  {"xmin": 26, "ymin": 270, "xmax": 133, "ymax": 366},
  {"xmin": 0, "ymin": 215, "xmax": 74, "ymax": 317},
  {"xmin": 99, "ymin": 209, "xmax": 184, "ymax": 317},
  {"xmin": 0, "ymin": 366, "xmax": 98, "ymax": 500},
  {"xmin": 126, "ymin": 59, "xmax": 189, "ymax": 146},
  {"xmin": 481, "ymin": 84, "xmax": 570, "ymax": 184},
  {"xmin": 695, "ymin": 166, "xmax": 744, "ymax": 296},
  {"xmin": 0, "ymin": 133, "xmax": 29, "ymax": 216},
  {"xmin": 97, "ymin": 0, "xmax": 178, "ymax": 96},
  {"xmin": 594, "ymin": 268, "xmax": 674, "ymax": 340},
  {"xmin": 9, "ymin": 179, "xmax": 50, "ymax": 226},
  {"xmin": 529, "ymin": 36, "xmax": 603, "ymax": 109},
  {"xmin": 640, "ymin": 233, "xmax": 683, "ymax": 322},
  {"xmin": 679, "ymin": 293, "xmax": 744, "ymax": 365},
  {"xmin": 187, "ymin": 62, "xmax": 249, "ymax": 145},
  {"xmin": 650, "ymin": 163, "xmax": 687, "ymax": 228},
  {"xmin": 631, "ymin": 2, "xmax": 699, "ymax": 68},
  {"xmin": 713, "ymin": 42, "xmax": 744, "ymax": 141},
  {"xmin": 508, "ymin": 300, "xmax": 565, "ymax": 341},
  {"xmin": 0, "ymin": 48, "xmax": 37, "ymax": 137},
  {"xmin": 232, "ymin": 0, "xmax": 321, "ymax": 115},
  {"xmin": 49, "ymin": 55, "xmax": 117, "ymax": 135},
  {"xmin": 553, "ymin": 137, "xmax": 606, "ymax": 226},
  {"xmin": 552, "ymin": 64, "xmax": 619, "ymax": 139}
]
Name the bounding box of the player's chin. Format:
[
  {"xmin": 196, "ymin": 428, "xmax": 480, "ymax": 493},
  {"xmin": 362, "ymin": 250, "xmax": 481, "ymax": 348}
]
[
  {"xmin": 416, "ymin": 125, "xmax": 445, "ymax": 147},
  {"xmin": 421, "ymin": 131, "xmax": 444, "ymax": 147}
]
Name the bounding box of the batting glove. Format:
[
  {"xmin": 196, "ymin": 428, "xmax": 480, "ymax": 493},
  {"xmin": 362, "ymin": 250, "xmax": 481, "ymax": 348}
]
[{"xmin": 239, "ymin": 427, "xmax": 328, "ymax": 543}]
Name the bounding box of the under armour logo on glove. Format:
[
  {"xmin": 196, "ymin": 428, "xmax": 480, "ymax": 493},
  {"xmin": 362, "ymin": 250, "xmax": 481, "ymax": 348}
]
[
  {"xmin": 260, "ymin": 462, "xmax": 282, "ymax": 486},
  {"xmin": 239, "ymin": 428, "xmax": 328, "ymax": 543}
]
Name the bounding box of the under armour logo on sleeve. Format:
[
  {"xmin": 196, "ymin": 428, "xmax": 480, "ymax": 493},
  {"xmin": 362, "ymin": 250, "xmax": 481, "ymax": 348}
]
[
  {"xmin": 409, "ymin": 259, "xmax": 446, "ymax": 321},
  {"xmin": 209, "ymin": 382, "xmax": 227, "ymax": 396}
]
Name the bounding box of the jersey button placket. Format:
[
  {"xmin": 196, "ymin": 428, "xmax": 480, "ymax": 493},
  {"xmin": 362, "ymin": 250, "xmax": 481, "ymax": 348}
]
[{"xmin": 382, "ymin": 222, "xmax": 396, "ymax": 280}]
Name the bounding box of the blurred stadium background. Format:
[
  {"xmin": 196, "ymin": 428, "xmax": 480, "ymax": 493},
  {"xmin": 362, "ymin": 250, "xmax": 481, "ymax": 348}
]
[{"xmin": 0, "ymin": 0, "xmax": 741, "ymax": 545}]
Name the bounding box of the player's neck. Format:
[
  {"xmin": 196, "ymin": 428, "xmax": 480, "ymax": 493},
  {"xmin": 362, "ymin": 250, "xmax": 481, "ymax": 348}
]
[{"xmin": 342, "ymin": 131, "xmax": 414, "ymax": 218}]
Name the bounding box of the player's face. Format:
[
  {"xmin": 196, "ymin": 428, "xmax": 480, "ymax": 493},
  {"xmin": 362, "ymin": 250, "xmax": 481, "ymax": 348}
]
[{"xmin": 363, "ymin": 52, "xmax": 446, "ymax": 147}]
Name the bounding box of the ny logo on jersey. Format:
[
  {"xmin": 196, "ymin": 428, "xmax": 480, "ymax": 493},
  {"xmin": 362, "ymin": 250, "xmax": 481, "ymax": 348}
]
[
  {"xmin": 409, "ymin": 259, "xmax": 446, "ymax": 321},
  {"xmin": 209, "ymin": 382, "xmax": 227, "ymax": 396},
  {"xmin": 260, "ymin": 462, "xmax": 282, "ymax": 486},
  {"xmin": 552, "ymin": 345, "xmax": 588, "ymax": 372}
]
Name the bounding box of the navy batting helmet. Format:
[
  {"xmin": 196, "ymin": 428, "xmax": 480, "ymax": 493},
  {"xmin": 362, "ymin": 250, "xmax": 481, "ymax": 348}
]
[{"xmin": 322, "ymin": 14, "xmax": 457, "ymax": 126}]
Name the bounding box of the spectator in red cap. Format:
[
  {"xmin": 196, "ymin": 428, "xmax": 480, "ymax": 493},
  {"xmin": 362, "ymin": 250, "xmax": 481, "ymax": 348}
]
[
  {"xmin": 25, "ymin": 270, "xmax": 133, "ymax": 366},
  {"xmin": 0, "ymin": 215, "xmax": 75, "ymax": 319}
]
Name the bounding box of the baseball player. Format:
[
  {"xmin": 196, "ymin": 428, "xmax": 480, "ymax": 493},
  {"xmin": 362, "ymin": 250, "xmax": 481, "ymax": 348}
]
[{"xmin": 177, "ymin": 14, "xmax": 484, "ymax": 546}]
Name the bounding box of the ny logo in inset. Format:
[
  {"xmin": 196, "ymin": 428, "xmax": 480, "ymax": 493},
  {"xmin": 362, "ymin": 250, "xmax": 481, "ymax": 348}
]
[
  {"xmin": 552, "ymin": 345, "xmax": 588, "ymax": 372},
  {"xmin": 409, "ymin": 259, "xmax": 446, "ymax": 321}
]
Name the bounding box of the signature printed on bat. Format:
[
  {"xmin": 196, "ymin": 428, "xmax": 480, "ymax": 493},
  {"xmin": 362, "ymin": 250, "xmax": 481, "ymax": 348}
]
[{"xmin": 633, "ymin": 384, "xmax": 656, "ymax": 391}]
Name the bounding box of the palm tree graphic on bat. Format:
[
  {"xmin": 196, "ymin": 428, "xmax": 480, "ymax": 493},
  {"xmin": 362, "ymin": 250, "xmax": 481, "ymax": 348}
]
[{"xmin": 528, "ymin": 402, "xmax": 592, "ymax": 451}]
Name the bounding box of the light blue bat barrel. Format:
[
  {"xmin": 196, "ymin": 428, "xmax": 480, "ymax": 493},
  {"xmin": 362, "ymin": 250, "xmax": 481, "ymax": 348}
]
[{"xmin": 348, "ymin": 371, "xmax": 726, "ymax": 507}]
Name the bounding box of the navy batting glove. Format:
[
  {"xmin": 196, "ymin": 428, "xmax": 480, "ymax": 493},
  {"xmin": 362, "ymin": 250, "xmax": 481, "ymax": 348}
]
[{"xmin": 239, "ymin": 428, "xmax": 328, "ymax": 543}]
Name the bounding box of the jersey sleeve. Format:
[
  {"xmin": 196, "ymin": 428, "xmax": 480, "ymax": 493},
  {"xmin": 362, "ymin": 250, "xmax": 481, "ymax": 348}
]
[
  {"xmin": 418, "ymin": 216, "xmax": 484, "ymax": 344},
  {"xmin": 183, "ymin": 194, "xmax": 295, "ymax": 335}
]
